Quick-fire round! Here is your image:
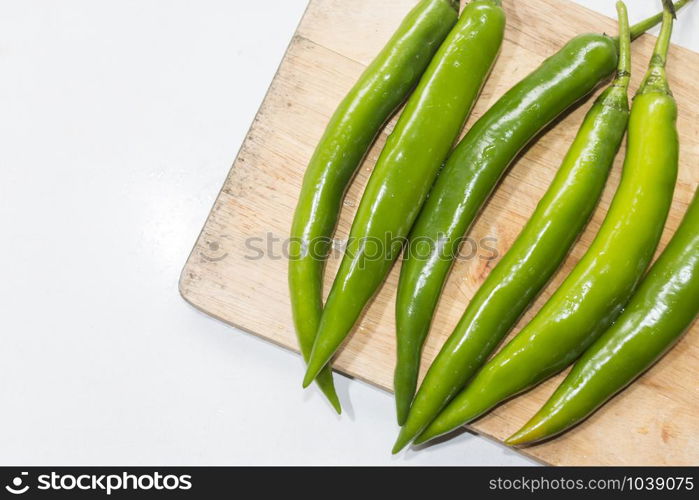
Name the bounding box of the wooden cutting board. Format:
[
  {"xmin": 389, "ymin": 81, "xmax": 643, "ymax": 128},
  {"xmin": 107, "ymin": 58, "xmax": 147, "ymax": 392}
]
[{"xmin": 180, "ymin": 0, "xmax": 699, "ymax": 465}]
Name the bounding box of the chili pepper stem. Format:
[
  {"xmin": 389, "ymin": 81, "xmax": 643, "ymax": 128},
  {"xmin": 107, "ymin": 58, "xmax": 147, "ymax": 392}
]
[
  {"xmin": 654, "ymin": 1, "xmax": 676, "ymax": 64},
  {"xmin": 613, "ymin": 2, "xmax": 631, "ymax": 89},
  {"xmin": 628, "ymin": 0, "xmax": 688, "ymax": 41},
  {"xmin": 638, "ymin": 0, "xmax": 675, "ymax": 95}
]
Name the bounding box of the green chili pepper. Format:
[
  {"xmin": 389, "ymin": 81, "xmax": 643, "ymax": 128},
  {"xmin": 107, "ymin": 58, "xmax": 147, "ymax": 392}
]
[
  {"xmin": 288, "ymin": 0, "xmax": 459, "ymax": 412},
  {"xmin": 391, "ymin": 0, "xmax": 691, "ymax": 437},
  {"xmin": 508, "ymin": 189, "xmax": 699, "ymax": 446},
  {"xmin": 302, "ymin": 0, "xmax": 507, "ymax": 389},
  {"xmin": 393, "ymin": 0, "xmax": 636, "ymax": 445},
  {"xmin": 414, "ymin": 0, "xmax": 680, "ymax": 447}
]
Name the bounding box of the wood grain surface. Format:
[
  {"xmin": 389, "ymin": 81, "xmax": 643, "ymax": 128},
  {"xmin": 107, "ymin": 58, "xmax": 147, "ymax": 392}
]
[{"xmin": 179, "ymin": 0, "xmax": 699, "ymax": 465}]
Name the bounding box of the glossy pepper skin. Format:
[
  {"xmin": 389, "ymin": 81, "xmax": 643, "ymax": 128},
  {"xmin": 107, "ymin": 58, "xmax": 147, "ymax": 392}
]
[
  {"xmin": 508, "ymin": 190, "xmax": 699, "ymax": 446},
  {"xmin": 302, "ymin": 0, "xmax": 507, "ymax": 389},
  {"xmin": 393, "ymin": 2, "xmax": 633, "ymax": 442},
  {"xmin": 415, "ymin": 2, "xmax": 680, "ymax": 446},
  {"xmin": 391, "ymin": 0, "xmax": 692, "ymax": 435},
  {"xmin": 288, "ymin": 0, "xmax": 459, "ymax": 411}
]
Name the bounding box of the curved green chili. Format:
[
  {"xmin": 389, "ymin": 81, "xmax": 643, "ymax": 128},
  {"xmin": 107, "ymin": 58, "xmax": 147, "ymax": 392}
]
[
  {"xmin": 393, "ymin": 0, "xmax": 635, "ymax": 447},
  {"xmin": 288, "ymin": 0, "xmax": 459, "ymax": 412},
  {"xmin": 508, "ymin": 188, "xmax": 699, "ymax": 446},
  {"xmin": 302, "ymin": 0, "xmax": 507, "ymax": 389},
  {"xmin": 392, "ymin": 0, "xmax": 691, "ymax": 439},
  {"xmin": 415, "ymin": 1, "xmax": 680, "ymax": 446}
]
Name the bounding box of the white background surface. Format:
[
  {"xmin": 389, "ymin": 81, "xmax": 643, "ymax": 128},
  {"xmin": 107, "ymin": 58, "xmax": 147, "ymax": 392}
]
[{"xmin": 0, "ymin": 0, "xmax": 696, "ymax": 466}]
